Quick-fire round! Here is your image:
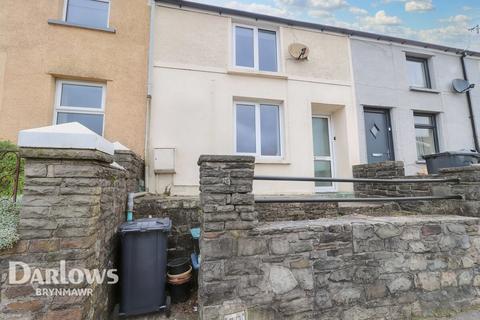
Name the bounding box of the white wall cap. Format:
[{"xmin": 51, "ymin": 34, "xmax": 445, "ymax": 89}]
[
  {"xmin": 113, "ymin": 141, "xmax": 130, "ymax": 151},
  {"xmin": 110, "ymin": 161, "xmax": 126, "ymax": 170},
  {"xmin": 18, "ymin": 122, "xmax": 114, "ymax": 155}
]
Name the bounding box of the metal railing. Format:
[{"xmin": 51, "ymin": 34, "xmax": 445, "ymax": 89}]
[
  {"xmin": 0, "ymin": 149, "xmax": 21, "ymax": 202},
  {"xmin": 253, "ymin": 175, "xmax": 462, "ymax": 203}
]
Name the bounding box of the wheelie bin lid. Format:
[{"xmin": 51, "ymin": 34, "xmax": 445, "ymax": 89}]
[
  {"xmin": 119, "ymin": 218, "xmax": 172, "ymax": 233},
  {"xmin": 423, "ymin": 150, "xmax": 480, "ymax": 159}
]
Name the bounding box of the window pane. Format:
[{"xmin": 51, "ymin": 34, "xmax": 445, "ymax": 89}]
[
  {"xmin": 407, "ymin": 59, "xmax": 428, "ymax": 88},
  {"xmin": 260, "ymin": 105, "xmax": 280, "ymax": 156},
  {"xmin": 236, "ymin": 105, "xmax": 256, "ymax": 153},
  {"xmin": 235, "ymin": 27, "xmax": 254, "ymax": 68},
  {"xmin": 66, "ymin": 0, "xmax": 109, "ymax": 28},
  {"xmin": 312, "ymin": 118, "xmax": 331, "ymax": 157},
  {"xmin": 414, "ymin": 114, "xmax": 432, "ymax": 126},
  {"xmin": 57, "ymin": 112, "xmax": 104, "ymax": 135},
  {"xmin": 314, "ymin": 160, "xmax": 332, "ymax": 187},
  {"xmin": 416, "ymin": 128, "xmax": 436, "ymax": 160},
  {"xmin": 258, "ymin": 29, "xmax": 277, "ymax": 72},
  {"xmin": 60, "ymin": 83, "xmax": 103, "ymax": 109}
]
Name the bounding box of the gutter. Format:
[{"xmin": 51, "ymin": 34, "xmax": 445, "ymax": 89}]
[{"xmin": 460, "ymin": 52, "xmax": 479, "ymax": 151}]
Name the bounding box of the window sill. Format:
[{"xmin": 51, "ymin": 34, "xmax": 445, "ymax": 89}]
[
  {"xmin": 409, "ymin": 86, "xmax": 440, "ymax": 94},
  {"xmin": 48, "ymin": 19, "xmax": 116, "ymax": 33},
  {"xmin": 416, "ymin": 160, "xmax": 426, "ymax": 164},
  {"xmin": 255, "ymin": 158, "xmax": 291, "ymax": 165},
  {"xmin": 227, "ymin": 69, "xmax": 288, "ymax": 80}
]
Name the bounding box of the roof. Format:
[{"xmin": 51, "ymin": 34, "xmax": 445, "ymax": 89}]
[{"xmin": 156, "ymin": 0, "xmax": 480, "ymax": 58}]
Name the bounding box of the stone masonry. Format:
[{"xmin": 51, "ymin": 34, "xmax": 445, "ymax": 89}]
[
  {"xmin": 199, "ymin": 155, "xmax": 480, "ymax": 320},
  {"xmin": 134, "ymin": 195, "xmax": 201, "ymax": 258},
  {"xmin": 114, "ymin": 149, "xmax": 144, "ymax": 193},
  {"xmin": 0, "ymin": 147, "xmax": 128, "ymax": 320}
]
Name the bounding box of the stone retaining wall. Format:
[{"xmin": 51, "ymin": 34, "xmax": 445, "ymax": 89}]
[
  {"xmin": 0, "ymin": 148, "xmax": 128, "ymax": 319},
  {"xmin": 134, "ymin": 195, "xmax": 200, "ymax": 258},
  {"xmin": 114, "ymin": 149, "xmax": 144, "ymax": 193},
  {"xmin": 198, "ymin": 155, "xmax": 480, "ymax": 320},
  {"xmin": 352, "ymin": 161, "xmax": 433, "ymax": 198}
]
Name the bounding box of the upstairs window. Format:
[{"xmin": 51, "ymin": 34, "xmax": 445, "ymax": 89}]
[
  {"xmin": 54, "ymin": 80, "xmax": 105, "ymax": 136},
  {"xmin": 64, "ymin": 0, "xmax": 110, "ymax": 28},
  {"xmin": 414, "ymin": 112, "xmax": 439, "ymax": 160},
  {"xmin": 406, "ymin": 56, "xmax": 431, "ymax": 88},
  {"xmin": 235, "ymin": 102, "xmax": 282, "ymax": 157},
  {"xmin": 234, "ymin": 25, "xmax": 278, "ymax": 72}
]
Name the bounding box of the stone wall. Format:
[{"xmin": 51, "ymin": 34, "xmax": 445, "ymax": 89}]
[
  {"xmin": 198, "ymin": 155, "xmax": 480, "ymax": 320},
  {"xmin": 114, "ymin": 149, "xmax": 144, "ymax": 193},
  {"xmin": 256, "ymin": 202, "xmax": 338, "ymax": 221},
  {"xmin": 134, "ymin": 195, "xmax": 200, "ymax": 258},
  {"xmin": 351, "ymin": 161, "xmax": 475, "ymax": 215},
  {"xmin": 352, "ymin": 161, "xmax": 433, "ymax": 198},
  {"xmin": 0, "ymin": 148, "xmax": 127, "ymax": 320}
]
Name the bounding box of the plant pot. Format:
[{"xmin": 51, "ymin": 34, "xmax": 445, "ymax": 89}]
[
  {"xmin": 167, "ymin": 266, "xmax": 192, "ymax": 279},
  {"xmin": 169, "ymin": 280, "xmax": 192, "ymax": 304},
  {"xmin": 167, "ymin": 257, "xmax": 191, "ymax": 275}
]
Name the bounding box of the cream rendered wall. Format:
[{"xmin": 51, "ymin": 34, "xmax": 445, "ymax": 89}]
[
  {"xmin": 149, "ymin": 5, "xmax": 357, "ymax": 195},
  {"xmin": 351, "ymin": 38, "xmax": 480, "ymax": 175}
]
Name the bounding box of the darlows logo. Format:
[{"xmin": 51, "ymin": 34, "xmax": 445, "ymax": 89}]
[{"xmin": 9, "ymin": 261, "xmax": 119, "ymax": 285}]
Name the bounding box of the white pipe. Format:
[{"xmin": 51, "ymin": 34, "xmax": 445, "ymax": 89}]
[{"xmin": 144, "ymin": 0, "xmax": 156, "ymax": 192}]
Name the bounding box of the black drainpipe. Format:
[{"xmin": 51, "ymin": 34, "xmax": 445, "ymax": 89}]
[{"xmin": 461, "ymin": 52, "xmax": 480, "ymax": 151}]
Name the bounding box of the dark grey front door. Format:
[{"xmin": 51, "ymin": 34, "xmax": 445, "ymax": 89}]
[{"xmin": 364, "ymin": 108, "xmax": 394, "ymax": 163}]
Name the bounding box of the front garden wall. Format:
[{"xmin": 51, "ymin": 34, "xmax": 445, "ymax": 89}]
[
  {"xmin": 0, "ymin": 148, "xmax": 128, "ymax": 320},
  {"xmin": 198, "ymin": 155, "xmax": 480, "ymax": 320}
]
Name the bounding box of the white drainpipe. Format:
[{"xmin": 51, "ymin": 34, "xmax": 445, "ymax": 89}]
[{"xmin": 144, "ymin": 0, "xmax": 156, "ymax": 192}]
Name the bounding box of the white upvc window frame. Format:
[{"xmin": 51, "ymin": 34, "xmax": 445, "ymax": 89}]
[
  {"xmin": 312, "ymin": 115, "xmax": 336, "ymax": 193},
  {"xmin": 62, "ymin": 0, "xmax": 111, "ymax": 28},
  {"xmin": 234, "ymin": 101, "xmax": 283, "ymax": 159},
  {"xmin": 53, "ymin": 79, "xmax": 106, "ymax": 136},
  {"xmin": 232, "ymin": 23, "xmax": 280, "ymax": 72}
]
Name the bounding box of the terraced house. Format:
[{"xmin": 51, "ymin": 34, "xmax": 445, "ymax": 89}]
[
  {"xmin": 147, "ymin": 0, "xmax": 480, "ymax": 196},
  {"xmin": 1, "ymin": 0, "xmax": 480, "ymax": 198},
  {"xmin": 0, "ymin": 0, "xmax": 151, "ymax": 156}
]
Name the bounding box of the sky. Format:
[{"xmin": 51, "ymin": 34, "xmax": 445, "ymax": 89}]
[{"xmin": 191, "ymin": 0, "xmax": 480, "ymax": 51}]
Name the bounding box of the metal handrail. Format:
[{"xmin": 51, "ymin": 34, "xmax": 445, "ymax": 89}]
[
  {"xmin": 255, "ymin": 195, "xmax": 463, "ymax": 203},
  {"xmin": 253, "ymin": 175, "xmax": 462, "ymax": 203},
  {"xmin": 254, "ymin": 175, "xmax": 460, "ymax": 184}
]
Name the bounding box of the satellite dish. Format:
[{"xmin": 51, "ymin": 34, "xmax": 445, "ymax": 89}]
[
  {"xmin": 288, "ymin": 43, "xmax": 309, "ymax": 60},
  {"xmin": 453, "ymin": 79, "xmax": 475, "ymax": 93}
]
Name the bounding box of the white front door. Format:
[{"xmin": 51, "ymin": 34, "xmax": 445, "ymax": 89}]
[{"xmin": 312, "ymin": 116, "xmax": 335, "ymax": 192}]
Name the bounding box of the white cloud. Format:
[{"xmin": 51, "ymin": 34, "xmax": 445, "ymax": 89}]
[
  {"xmin": 362, "ymin": 10, "xmax": 402, "ymax": 26},
  {"xmin": 308, "ymin": 0, "xmax": 348, "ymax": 10},
  {"xmin": 349, "ymin": 7, "xmax": 368, "ymax": 15},
  {"xmin": 225, "ymin": 1, "xmax": 290, "ymax": 17},
  {"xmin": 308, "ymin": 9, "xmax": 334, "ymax": 18},
  {"xmin": 275, "ymin": 0, "xmax": 307, "ymax": 7},
  {"xmin": 441, "ymin": 15, "xmax": 471, "ymax": 24},
  {"xmin": 405, "ymin": 0, "xmax": 434, "ymax": 13}
]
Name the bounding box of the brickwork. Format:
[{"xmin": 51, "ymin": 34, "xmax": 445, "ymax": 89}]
[{"xmin": 0, "ymin": 147, "xmax": 128, "ymax": 319}]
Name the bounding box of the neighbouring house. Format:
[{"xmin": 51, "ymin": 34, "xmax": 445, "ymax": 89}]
[
  {"xmin": 351, "ymin": 38, "xmax": 480, "ymax": 175},
  {"xmin": 0, "ymin": 0, "xmax": 151, "ymax": 156},
  {"xmin": 147, "ymin": 0, "xmax": 480, "ymax": 196}
]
